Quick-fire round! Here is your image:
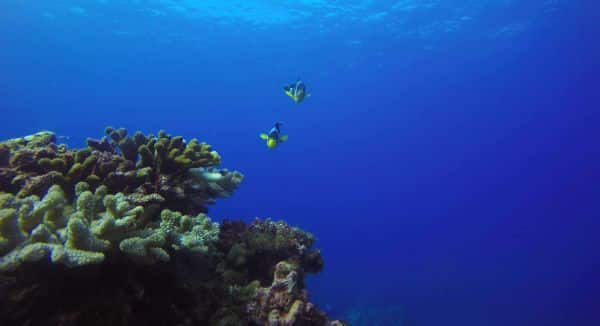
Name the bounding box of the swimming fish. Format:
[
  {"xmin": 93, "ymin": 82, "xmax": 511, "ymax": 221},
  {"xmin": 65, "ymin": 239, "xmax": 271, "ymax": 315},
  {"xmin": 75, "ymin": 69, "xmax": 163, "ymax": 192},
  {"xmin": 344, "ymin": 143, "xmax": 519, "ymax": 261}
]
[
  {"xmin": 260, "ymin": 122, "xmax": 288, "ymax": 149},
  {"xmin": 283, "ymin": 79, "xmax": 310, "ymax": 103}
]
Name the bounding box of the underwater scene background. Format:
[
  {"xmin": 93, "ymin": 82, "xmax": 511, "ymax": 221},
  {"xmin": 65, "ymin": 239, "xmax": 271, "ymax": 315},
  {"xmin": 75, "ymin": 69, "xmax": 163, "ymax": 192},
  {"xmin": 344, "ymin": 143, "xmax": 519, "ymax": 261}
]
[{"xmin": 1, "ymin": 0, "xmax": 599, "ymax": 325}]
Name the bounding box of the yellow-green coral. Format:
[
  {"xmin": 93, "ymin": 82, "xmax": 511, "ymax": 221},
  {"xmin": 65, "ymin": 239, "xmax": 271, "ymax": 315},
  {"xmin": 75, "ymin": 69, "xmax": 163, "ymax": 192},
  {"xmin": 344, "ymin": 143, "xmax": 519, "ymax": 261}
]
[
  {"xmin": 130, "ymin": 129, "xmax": 220, "ymax": 173},
  {"xmin": 1, "ymin": 131, "xmax": 57, "ymax": 151},
  {"xmin": 160, "ymin": 209, "xmax": 220, "ymax": 253},
  {"xmin": 92, "ymin": 192, "xmax": 143, "ymax": 242},
  {"xmin": 119, "ymin": 232, "xmax": 170, "ymax": 264},
  {"xmin": 1, "ymin": 242, "xmax": 105, "ymax": 270},
  {"xmin": 0, "ymin": 185, "xmax": 107, "ymax": 271},
  {"xmin": 0, "ymin": 182, "xmax": 220, "ymax": 272},
  {"xmin": 2, "ymin": 128, "xmax": 243, "ymax": 216},
  {"xmin": 90, "ymin": 127, "xmax": 221, "ymax": 173},
  {"xmin": 0, "ymin": 207, "xmax": 20, "ymax": 253}
]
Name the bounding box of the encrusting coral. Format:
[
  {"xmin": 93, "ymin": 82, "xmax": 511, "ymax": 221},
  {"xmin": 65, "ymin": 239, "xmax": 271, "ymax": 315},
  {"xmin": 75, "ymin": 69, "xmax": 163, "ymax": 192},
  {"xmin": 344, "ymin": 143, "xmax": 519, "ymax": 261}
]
[
  {"xmin": 217, "ymin": 218, "xmax": 324, "ymax": 287},
  {"xmin": 0, "ymin": 130, "xmax": 343, "ymax": 326}
]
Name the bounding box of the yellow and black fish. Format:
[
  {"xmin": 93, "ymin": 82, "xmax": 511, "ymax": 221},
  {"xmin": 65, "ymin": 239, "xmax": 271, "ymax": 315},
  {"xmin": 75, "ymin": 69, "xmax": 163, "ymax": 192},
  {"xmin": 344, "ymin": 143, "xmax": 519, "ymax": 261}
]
[
  {"xmin": 260, "ymin": 122, "xmax": 288, "ymax": 149},
  {"xmin": 283, "ymin": 79, "xmax": 310, "ymax": 103}
]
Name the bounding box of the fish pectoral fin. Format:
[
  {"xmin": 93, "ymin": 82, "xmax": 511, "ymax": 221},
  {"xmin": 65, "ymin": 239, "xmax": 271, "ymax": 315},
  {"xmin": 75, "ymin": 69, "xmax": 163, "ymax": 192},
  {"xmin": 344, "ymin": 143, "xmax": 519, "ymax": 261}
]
[
  {"xmin": 260, "ymin": 133, "xmax": 269, "ymax": 140},
  {"xmin": 279, "ymin": 135, "xmax": 288, "ymax": 142}
]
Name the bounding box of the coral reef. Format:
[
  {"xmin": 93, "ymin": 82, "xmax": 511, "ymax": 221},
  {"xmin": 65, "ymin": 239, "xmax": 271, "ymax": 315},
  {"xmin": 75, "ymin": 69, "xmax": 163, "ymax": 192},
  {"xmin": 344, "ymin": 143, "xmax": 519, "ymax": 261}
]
[
  {"xmin": 0, "ymin": 218, "xmax": 341, "ymax": 325},
  {"xmin": 0, "ymin": 128, "xmax": 243, "ymax": 214},
  {"xmin": 0, "ymin": 130, "xmax": 341, "ymax": 326}
]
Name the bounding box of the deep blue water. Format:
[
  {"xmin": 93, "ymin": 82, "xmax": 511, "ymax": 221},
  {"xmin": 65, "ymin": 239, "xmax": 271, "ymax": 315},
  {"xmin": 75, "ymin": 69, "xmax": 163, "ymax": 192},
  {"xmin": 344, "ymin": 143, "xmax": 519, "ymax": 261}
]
[{"xmin": 1, "ymin": 1, "xmax": 599, "ymax": 325}]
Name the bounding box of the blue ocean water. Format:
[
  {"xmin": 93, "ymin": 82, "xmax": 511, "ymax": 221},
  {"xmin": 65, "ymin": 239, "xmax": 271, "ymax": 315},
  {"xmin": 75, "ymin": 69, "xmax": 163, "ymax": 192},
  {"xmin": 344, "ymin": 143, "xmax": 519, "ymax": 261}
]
[{"xmin": 1, "ymin": 0, "xmax": 599, "ymax": 325}]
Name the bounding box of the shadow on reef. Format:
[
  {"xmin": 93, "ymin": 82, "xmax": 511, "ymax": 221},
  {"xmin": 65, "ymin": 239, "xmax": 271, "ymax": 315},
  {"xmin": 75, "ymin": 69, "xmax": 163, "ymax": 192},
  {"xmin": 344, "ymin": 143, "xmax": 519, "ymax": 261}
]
[{"xmin": 0, "ymin": 130, "xmax": 344, "ymax": 326}]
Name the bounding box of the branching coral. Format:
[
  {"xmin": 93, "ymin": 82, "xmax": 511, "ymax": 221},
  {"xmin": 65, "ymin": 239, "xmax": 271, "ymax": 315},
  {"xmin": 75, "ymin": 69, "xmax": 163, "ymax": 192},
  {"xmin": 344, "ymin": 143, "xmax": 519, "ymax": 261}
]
[
  {"xmin": 0, "ymin": 128, "xmax": 243, "ymax": 214},
  {"xmin": 0, "ymin": 212, "xmax": 342, "ymax": 325},
  {"xmin": 0, "ymin": 185, "xmax": 105, "ymax": 271},
  {"xmin": 159, "ymin": 209, "xmax": 219, "ymax": 253},
  {"xmin": 88, "ymin": 126, "xmax": 221, "ymax": 174},
  {"xmin": 0, "ymin": 183, "xmax": 220, "ymax": 272}
]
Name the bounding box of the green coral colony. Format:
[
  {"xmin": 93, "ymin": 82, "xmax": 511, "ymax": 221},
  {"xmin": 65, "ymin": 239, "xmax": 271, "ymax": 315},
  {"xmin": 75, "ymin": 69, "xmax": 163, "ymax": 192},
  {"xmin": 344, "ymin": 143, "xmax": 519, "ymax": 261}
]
[{"xmin": 0, "ymin": 128, "xmax": 342, "ymax": 325}]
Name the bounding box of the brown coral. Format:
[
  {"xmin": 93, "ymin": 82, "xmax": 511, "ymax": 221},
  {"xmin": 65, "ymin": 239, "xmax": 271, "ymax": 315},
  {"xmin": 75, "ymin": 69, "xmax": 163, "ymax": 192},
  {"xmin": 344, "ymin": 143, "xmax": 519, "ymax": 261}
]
[
  {"xmin": 87, "ymin": 127, "xmax": 221, "ymax": 174},
  {"xmin": 247, "ymin": 261, "xmax": 341, "ymax": 326},
  {"xmin": 0, "ymin": 128, "xmax": 243, "ymax": 215},
  {"xmin": 218, "ymin": 218, "xmax": 324, "ymax": 287}
]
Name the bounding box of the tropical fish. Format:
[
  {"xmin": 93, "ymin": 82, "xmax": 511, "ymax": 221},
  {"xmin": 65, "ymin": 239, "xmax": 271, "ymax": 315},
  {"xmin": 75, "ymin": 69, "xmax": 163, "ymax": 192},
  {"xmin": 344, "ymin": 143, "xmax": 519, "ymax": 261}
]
[
  {"xmin": 283, "ymin": 79, "xmax": 310, "ymax": 103},
  {"xmin": 260, "ymin": 122, "xmax": 288, "ymax": 149}
]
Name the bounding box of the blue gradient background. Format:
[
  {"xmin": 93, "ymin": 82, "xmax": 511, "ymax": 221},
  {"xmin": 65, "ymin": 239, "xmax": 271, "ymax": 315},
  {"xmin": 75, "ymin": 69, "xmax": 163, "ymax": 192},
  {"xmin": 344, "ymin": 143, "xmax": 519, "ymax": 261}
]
[{"xmin": 1, "ymin": 1, "xmax": 599, "ymax": 325}]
